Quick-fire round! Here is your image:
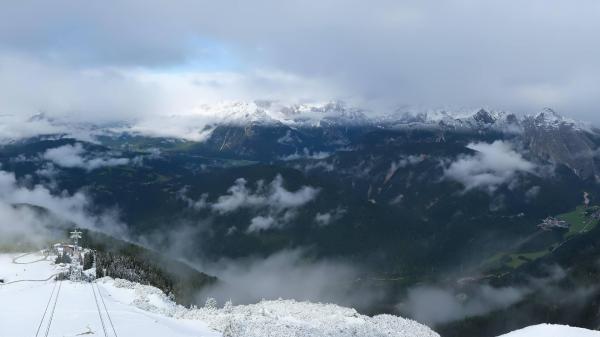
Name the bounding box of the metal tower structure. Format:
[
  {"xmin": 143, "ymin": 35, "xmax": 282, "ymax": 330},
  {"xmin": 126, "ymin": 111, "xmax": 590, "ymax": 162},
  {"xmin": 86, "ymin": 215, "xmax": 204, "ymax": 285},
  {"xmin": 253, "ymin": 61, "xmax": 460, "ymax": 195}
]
[{"xmin": 70, "ymin": 229, "xmax": 82, "ymax": 248}]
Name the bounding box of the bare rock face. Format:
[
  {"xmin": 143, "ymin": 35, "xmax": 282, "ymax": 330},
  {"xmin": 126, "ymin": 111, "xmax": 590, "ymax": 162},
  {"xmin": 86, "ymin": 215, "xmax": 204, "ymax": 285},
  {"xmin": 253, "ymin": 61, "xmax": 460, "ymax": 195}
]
[
  {"xmin": 473, "ymin": 109, "xmax": 496, "ymax": 124},
  {"xmin": 522, "ymin": 110, "xmax": 599, "ymax": 180}
]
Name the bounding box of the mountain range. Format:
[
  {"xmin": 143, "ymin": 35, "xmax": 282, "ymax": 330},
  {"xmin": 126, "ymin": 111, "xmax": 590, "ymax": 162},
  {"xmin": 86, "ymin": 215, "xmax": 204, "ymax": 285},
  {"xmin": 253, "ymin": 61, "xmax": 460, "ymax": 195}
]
[{"xmin": 3, "ymin": 103, "xmax": 600, "ymax": 336}]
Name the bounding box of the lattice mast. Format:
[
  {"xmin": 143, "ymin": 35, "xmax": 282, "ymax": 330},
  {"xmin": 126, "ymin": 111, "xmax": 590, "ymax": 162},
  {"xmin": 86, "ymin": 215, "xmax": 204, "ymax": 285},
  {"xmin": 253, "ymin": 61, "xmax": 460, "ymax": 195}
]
[{"xmin": 70, "ymin": 229, "xmax": 82, "ymax": 249}]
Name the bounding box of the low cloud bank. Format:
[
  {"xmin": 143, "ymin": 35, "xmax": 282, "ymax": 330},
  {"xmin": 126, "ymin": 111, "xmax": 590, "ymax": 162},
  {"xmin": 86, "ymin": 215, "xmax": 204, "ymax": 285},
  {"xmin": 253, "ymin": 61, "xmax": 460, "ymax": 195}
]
[
  {"xmin": 444, "ymin": 141, "xmax": 535, "ymax": 192},
  {"xmin": 43, "ymin": 143, "xmax": 130, "ymax": 171},
  {"xmin": 0, "ymin": 169, "xmax": 126, "ymax": 249},
  {"xmin": 399, "ymin": 284, "xmax": 527, "ymax": 326},
  {"xmin": 194, "ymin": 249, "xmax": 386, "ymax": 311},
  {"xmin": 399, "ymin": 266, "xmax": 567, "ymax": 326},
  {"xmin": 280, "ymin": 148, "xmax": 331, "ymax": 161},
  {"xmin": 0, "ymin": 203, "xmax": 61, "ymax": 249},
  {"xmin": 137, "ymin": 221, "xmax": 386, "ymax": 312}
]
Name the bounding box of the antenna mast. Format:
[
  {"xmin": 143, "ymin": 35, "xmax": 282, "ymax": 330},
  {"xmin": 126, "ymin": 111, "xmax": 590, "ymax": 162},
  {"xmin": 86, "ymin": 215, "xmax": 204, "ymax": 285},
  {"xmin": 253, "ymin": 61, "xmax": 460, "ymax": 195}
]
[{"xmin": 70, "ymin": 229, "xmax": 82, "ymax": 248}]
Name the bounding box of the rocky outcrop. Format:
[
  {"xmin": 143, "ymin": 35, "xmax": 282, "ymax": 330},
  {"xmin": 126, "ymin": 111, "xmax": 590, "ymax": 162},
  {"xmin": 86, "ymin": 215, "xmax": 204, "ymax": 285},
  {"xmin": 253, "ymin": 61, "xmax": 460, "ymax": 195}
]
[{"xmin": 522, "ymin": 109, "xmax": 599, "ymax": 180}]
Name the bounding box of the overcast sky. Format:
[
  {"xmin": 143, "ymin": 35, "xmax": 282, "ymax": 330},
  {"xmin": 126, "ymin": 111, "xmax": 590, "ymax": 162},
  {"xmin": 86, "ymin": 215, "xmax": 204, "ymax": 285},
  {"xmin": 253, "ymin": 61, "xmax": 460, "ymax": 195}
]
[{"xmin": 1, "ymin": 0, "xmax": 599, "ymax": 125}]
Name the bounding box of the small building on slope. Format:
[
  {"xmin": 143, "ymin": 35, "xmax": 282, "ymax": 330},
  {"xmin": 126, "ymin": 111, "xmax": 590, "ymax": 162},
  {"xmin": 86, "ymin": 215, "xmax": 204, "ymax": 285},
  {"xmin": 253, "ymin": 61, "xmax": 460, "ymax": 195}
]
[{"xmin": 538, "ymin": 217, "xmax": 570, "ymax": 231}]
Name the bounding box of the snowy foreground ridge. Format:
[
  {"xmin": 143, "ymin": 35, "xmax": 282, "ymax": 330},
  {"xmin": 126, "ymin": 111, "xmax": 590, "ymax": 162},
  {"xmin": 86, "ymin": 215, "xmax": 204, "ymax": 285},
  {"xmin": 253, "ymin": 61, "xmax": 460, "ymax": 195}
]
[
  {"xmin": 499, "ymin": 324, "xmax": 600, "ymax": 337},
  {"xmin": 3, "ymin": 252, "xmax": 598, "ymax": 337},
  {"xmin": 0, "ymin": 252, "xmax": 438, "ymax": 337},
  {"xmin": 103, "ymin": 277, "xmax": 439, "ymax": 337}
]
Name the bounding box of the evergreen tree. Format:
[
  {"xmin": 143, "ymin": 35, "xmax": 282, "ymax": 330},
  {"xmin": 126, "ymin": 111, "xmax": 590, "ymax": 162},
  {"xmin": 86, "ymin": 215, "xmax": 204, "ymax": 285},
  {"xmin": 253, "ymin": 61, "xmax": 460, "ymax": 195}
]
[{"xmin": 83, "ymin": 252, "xmax": 94, "ymax": 270}]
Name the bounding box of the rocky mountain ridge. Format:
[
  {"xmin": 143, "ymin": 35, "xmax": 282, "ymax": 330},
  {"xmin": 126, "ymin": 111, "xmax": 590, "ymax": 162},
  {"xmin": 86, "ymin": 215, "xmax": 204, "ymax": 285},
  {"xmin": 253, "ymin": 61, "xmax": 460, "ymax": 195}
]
[
  {"xmin": 186, "ymin": 101, "xmax": 591, "ymax": 131},
  {"xmin": 7, "ymin": 102, "xmax": 600, "ymax": 181},
  {"xmin": 12, "ymin": 101, "xmax": 595, "ymax": 139}
]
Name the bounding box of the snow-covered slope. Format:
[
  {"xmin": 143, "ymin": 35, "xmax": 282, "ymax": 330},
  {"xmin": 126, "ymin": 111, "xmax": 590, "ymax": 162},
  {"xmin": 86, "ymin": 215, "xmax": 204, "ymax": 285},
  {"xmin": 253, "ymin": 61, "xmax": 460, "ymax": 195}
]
[
  {"xmin": 0, "ymin": 252, "xmax": 440, "ymax": 337},
  {"xmin": 188, "ymin": 101, "xmax": 588, "ymax": 132},
  {"xmin": 186, "ymin": 100, "xmax": 371, "ymax": 127},
  {"xmin": 498, "ymin": 324, "xmax": 600, "ymax": 337},
  {"xmin": 0, "ymin": 252, "xmax": 218, "ymax": 337},
  {"xmin": 101, "ymin": 277, "xmax": 439, "ymax": 337}
]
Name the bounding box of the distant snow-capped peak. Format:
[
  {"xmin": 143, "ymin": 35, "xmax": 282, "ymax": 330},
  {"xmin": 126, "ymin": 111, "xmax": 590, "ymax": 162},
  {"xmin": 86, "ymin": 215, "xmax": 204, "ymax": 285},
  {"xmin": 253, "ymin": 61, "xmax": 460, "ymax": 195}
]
[
  {"xmin": 22, "ymin": 100, "xmax": 586, "ymax": 132},
  {"xmin": 530, "ymin": 108, "xmax": 575, "ymax": 127},
  {"xmin": 376, "ymin": 108, "xmax": 520, "ymax": 132},
  {"xmin": 3, "ymin": 101, "xmax": 593, "ymax": 145},
  {"xmin": 520, "ymin": 107, "xmax": 590, "ymax": 132},
  {"xmin": 378, "ymin": 106, "xmax": 593, "ymax": 133},
  {"xmin": 189, "ymin": 100, "xmax": 371, "ymax": 127}
]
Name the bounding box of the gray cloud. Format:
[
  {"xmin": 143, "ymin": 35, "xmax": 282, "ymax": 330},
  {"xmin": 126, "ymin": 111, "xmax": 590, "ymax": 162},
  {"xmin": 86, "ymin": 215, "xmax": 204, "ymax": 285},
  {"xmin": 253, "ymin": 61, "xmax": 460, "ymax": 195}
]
[
  {"xmin": 525, "ymin": 186, "xmax": 541, "ymax": 202},
  {"xmin": 0, "ymin": 169, "xmax": 127, "ymax": 246},
  {"xmin": 398, "ymin": 265, "xmax": 568, "ymax": 326},
  {"xmin": 0, "ymin": 56, "xmax": 337, "ymax": 142},
  {"xmin": 0, "ymin": 54, "xmax": 160, "ymax": 125},
  {"xmin": 195, "ymin": 249, "xmax": 386, "ymax": 310},
  {"xmin": 0, "ymin": 0, "xmax": 599, "ymax": 133},
  {"xmin": 399, "ymin": 284, "xmax": 527, "ymax": 326},
  {"xmin": 136, "ymin": 222, "xmax": 387, "ymax": 311},
  {"xmin": 0, "ymin": 202, "xmax": 62, "ymax": 250},
  {"xmin": 444, "ymin": 141, "xmax": 535, "ymax": 192},
  {"xmin": 43, "ymin": 143, "xmax": 130, "ymax": 171}
]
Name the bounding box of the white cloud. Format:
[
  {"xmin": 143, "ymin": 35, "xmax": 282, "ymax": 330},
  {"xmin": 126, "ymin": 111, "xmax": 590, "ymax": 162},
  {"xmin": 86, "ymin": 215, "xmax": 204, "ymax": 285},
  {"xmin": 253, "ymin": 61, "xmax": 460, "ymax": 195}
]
[
  {"xmin": 389, "ymin": 194, "xmax": 405, "ymax": 206},
  {"xmin": 281, "ymin": 148, "xmax": 331, "ymax": 161},
  {"xmin": 0, "ymin": 202, "xmax": 60, "ymax": 249},
  {"xmin": 195, "ymin": 249, "xmax": 385, "ymax": 310},
  {"xmin": 212, "ymin": 175, "xmax": 319, "ymax": 232},
  {"xmin": 315, "ymin": 207, "xmax": 346, "ymax": 226},
  {"xmin": 0, "ymin": 170, "xmax": 126, "ymax": 239},
  {"xmin": 444, "ymin": 141, "xmax": 535, "ymax": 192},
  {"xmin": 35, "ymin": 163, "xmax": 59, "ymax": 179},
  {"xmin": 175, "ymin": 175, "xmax": 320, "ymax": 232},
  {"xmin": 0, "ymin": 55, "xmax": 159, "ymax": 126},
  {"xmin": 177, "ymin": 186, "xmax": 209, "ymax": 210},
  {"xmin": 525, "ymin": 185, "xmax": 541, "ymax": 201},
  {"xmin": 267, "ymin": 176, "xmax": 320, "ymax": 209},
  {"xmin": 315, "ymin": 212, "xmax": 333, "ymax": 226},
  {"xmin": 384, "ymin": 155, "xmax": 425, "ymax": 183},
  {"xmin": 43, "ymin": 143, "xmax": 130, "ymax": 171},
  {"xmin": 0, "ymin": 114, "xmax": 65, "ymax": 143},
  {"xmin": 212, "ymin": 175, "xmax": 319, "ymax": 213},
  {"xmin": 211, "ymin": 178, "xmax": 265, "ymax": 214},
  {"xmin": 0, "ymin": 56, "xmax": 339, "ymax": 142},
  {"xmin": 247, "ymin": 216, "xmax": 275, "ymax": 233}
]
